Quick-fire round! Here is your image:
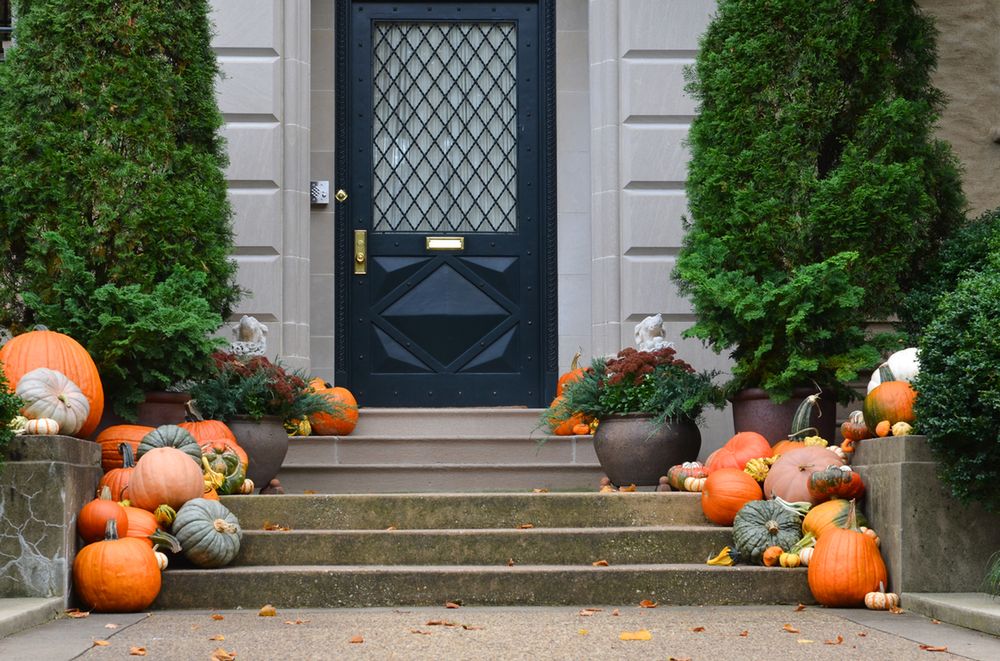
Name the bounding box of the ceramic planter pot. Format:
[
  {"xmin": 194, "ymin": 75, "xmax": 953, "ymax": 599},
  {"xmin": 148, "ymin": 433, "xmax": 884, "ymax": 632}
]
[
  {"xmin": 592, "ymin": 414, "xmax": 701, "ymax": 487},
  {"xmin": 135, "ymin": 391, "xmax": 191, "ymax": 427},
  {"xmin": 730, "ymin": 387, "xmax": 836, "ymax": 444},
  {"xmin": 226, "ymin": 414, "xmax": 289, "ymax": 487}
]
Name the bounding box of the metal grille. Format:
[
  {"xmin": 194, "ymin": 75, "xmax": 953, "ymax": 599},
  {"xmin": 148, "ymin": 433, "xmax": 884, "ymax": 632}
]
[{"xmin": 372, "ymin": 21, "xmax": 518, "ymax": 233}]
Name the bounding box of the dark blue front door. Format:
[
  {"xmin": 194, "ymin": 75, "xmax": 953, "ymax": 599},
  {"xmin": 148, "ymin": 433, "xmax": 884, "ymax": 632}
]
[{"xmin": 335, "ymin": 1, "xmax": 555, "ymax": 406}]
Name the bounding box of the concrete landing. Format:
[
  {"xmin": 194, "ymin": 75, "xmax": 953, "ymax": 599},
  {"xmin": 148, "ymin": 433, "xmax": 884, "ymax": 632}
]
[
  {"xmin": 904, "ymin": 593, "xmax": 1000, "ymax": 637},
  {"xmin": 0, "ymin": 598, "xmax": 62, "ymax": 639}
]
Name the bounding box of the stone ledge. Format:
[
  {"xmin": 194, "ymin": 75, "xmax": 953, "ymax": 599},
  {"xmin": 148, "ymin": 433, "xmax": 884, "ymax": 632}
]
[
  {"xmin": 852, "ymin": 434, "xmax": 936, "ymax": 464},
  {"xmin": 0, "ymin": 597, "xmax": 62, "ymax": 639},
  {"xmin": 5, "ymin": 435, "xmax": 100, "ymax": 466},
  {"xmin": 903, "ymin": 592, "xmax": 1000, "ymax": 637}
]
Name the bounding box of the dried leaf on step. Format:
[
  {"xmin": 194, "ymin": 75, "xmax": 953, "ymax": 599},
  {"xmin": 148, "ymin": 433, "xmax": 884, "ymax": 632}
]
[
  {"xmin": 611, "ymin": 609, "xmax": 620, "ymax": 616},
  {"xmin": 410, "ymin": 629, "xmax": 432, "ymax": 635},
  {"xmin": 592, "ymin": 559, "xmax": 609, "ymax": 566},
  {"xmin": 824, "ymin": 635, "xmax": 844, "ymax": 645},
  {"xmin": 690, "ymin": 626, "xmax": 705, "ymax": 633},
  {"xmin": 92, "ymin": 640, "xmax": 110, "ymax": 646},
  {"xmin": 284, "ymin": 620, "xmax": 309, "ymax": 625},
  {"xmin": 739, "ymin": 630, "xmax": 749, "ymax": 637},
  {"xmin": 578, "ymin": 608, "xmax": 601, "ymax": 616},
  {"xmin": 209, "ymin": 634, "xmax": 225, "ymax": 641},
  {"xmin": 619, "ymin": 629, "xmax": 652, "ymax": 641},
  {"xmin": 348, "ymin": 635, "xmax": 364, "ymax": 644},
  {"xmin": 599, "ymin": 485, "xmax": 616, "ymax": 493},
  {"xmin": 532, "ymin": 488, "xmax": 549, "ymax": 493},
  {"xmin": 65, "ymin": 609, "xmax": 90, "ymax": 618},
  {"xmin": 506, "ymin": 558, "xmax": 515, "ymax": 567},
  {"xmin": 794, "ymin": 603, "xmax": 807, "ymax": 611},
  {"xmin": 932, "ymin": 619, "xmax": 941, "ymax": 624},
  {"xmin": 516, "ymin": 523, "xmax": 534, "ymax": 529},
  {"xmin": 619, "ymin": 484, "xmax": 637, "ymax": 492},
  {"xmin": 639, "ymin": 599, "xmax": 657, "ymax": 608},
  {"xmin": 783, "ymin": 624, "xmax": 800, "ymax": 634},
  {"xmin": 426, "ymin": 620, "xmax": 457, "ymax": 627},
  {"xmin": 578, "ymin": 629, "xmax": 589, "ymax": 635},
  {"xmin": 129, "ymin": 647, "xmax": 147, "ymax": 656},
  {"xmin": 303, "ymin": 490, "xmax": 317, "ymax": 494},
  {"xmin": 104, "ymin": 623, "xmax": 119, "ymax": 629},
  {"xmin": 385, "ymin": 526, "xmax": 397, "ymax": 531},
  {"xmin": 445, "ymin": 602, "xmax": 461, "ymax": 609},
  {"xmin": 211, "ymin": 647, "xmax": 237, "ymax": 661},
  {"xmin": 797, "ymin": 639, "xmax": 814, "ymax": 644},
  {"xmin": 669, "ymin": 657, "xmax": 692, "ymax": 661},
  {"xmin": 262, "ymin": 521, "xmax": 290, "ymax": 531},
  {"xmin": 461, "ymin": 624, "xmax": 483, "ymax": 630},
  {"xmin": 857, "ymin": 632, "xmax": 867, "ymax": 637},
  {"xmin": 211, "ymin": 614, "xmax": 225, "ymax": 621},
  {"xmin": 919, "ymin": 645, "xmax": 949, "ymax": 652},
  {"xmin": 889, "ymin": 605, "xmax": 904, "ymax": 614},
  {"xmin": 258, "ymin": 604, "xmax": 277, "ymax": 617}
]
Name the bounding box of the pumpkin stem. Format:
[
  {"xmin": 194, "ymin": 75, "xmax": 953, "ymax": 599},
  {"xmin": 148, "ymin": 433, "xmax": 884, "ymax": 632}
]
[
  {"xmin": 878, "ymin": 365, "xmax": 896, "ymax": 384},
  {"xmin": 105, "ymin": 518, "xmax": 119, "ymax": 541},
  {"xmin": 766, "ymin": 520, "xmax": 779, "ymax": 535},
  {"xmin": 118, "ymin": 442, "xmax": 136, "ymax": 469},
  {"xmin": 97, "ymin": 485, "xmax": 113, "ymax": 501},
  {"xmin": 185, "ymin": 400, "xmax": 205, "ymax": 422},
  {"xmin": 149, "ymin": 529, "xmax": 182, "ymax": 553},
  {"xmin": 213, "ymin": 518, "xmax": 238, "ymax": 535},
  {"xmin": 789, "ymin": 393, "xmax": 821, "ymax": 440},
  {"xmin": 570, "ymin": 350, "xmax": 581, "ymax": 371},
  {"xmin": 846, "ymin": 499, "xmax": 861, "ymax": 532}
]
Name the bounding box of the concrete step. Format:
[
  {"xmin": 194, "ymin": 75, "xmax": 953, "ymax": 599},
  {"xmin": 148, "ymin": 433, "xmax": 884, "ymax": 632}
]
[
  {"xmin": 232, "ymin": 525, "xmax": 732, "ymax": 566},
  {"xmin": 155, "ymin": 564, "xmax": 814, "ymax": 609},
  {"xmin": 352, "ymin": 408, "xmax": 545, "ymax": 437},
  {"xmin": 220, "ymin": 493, "xmax": 708, "ymax": 530}
]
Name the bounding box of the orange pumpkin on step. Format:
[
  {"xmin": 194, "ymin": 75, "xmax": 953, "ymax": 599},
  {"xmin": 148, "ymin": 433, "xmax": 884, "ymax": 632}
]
[
  {"xmin": 556, "ymin": 352, "xmax": 587, "ymax": 396},
  {"xmin": 309, "ymin": 384, "xmax": 359, "ymax": 435},
  {"xmin": 700, "ymin": 468, "xmax": 762, "ymax": 526},
  {"xmin": 704, "ymin": 431, "xmax": 772, "ymax": 473},
  {"xmin": 94, "ymin": 424, "xmax": 154, "ymax": 472},
  {"xmin": 180, "ymin": 419, "xmax": 248, "ymax": 469},
  {"xmin": 807, "ymin": 501, "xmax": 887, "ymax": 607}
]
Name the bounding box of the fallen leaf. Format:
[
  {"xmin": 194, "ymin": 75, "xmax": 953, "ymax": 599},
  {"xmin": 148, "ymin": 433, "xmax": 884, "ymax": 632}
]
[
  {"xmin": 385, "ymin": 526, "xmax": 397, "ymax": 531},
  {"xmin": 919, "ymin": 645, "xmax": 949, "ymax": 652},
  {"xmin": 619, "ymin": 629, "xmax": 652, "ymax": 641},
  {"xmin": 857, "ymin": 632, "xmax": 867, "ymax": 637},
  {"xmin": 262, "ymin": 521, "xmax": 291, "ymax": 531},
  {"xmin": 93, "ymin": 640, "xmax": 110, "ymax": 646},
  {"xmin": 283, "ymin": 620, "xmax": 309, "ymax": 625},
  {"xmin": 65, "ymin": 609, "xmax": 90, "ymax": 619},
  {"xmin": 739, "ymin": 630, "xmax": 749, "ymax": 637},
  {"xmin": 619, "ymin": 484, "xmax": 637, "ymax": 492},
  {"xmin": 797, "ymin": 639, "xmax": 815, "ymax": 644},
  {"xmin": 578, "ymin": 629, "xmax": 589, "ymax": 635},
  {"xmin": 599, "ymin": 485, "xmax": 616, "ymax": 493},
  {"xmin": 592, "ymin": 559, "xmax": 609, "ymax": 567},
  {"xmin": 794, "ymin": 603, "xmax": 807, "ymax": 612},
  {"xmin": 211, "ymin": 648, "xmax": 237, "ymax": 661},
  {"xmin": 824, "ymin": 635, "xmax": 844, "ymax": 645},
  {"xmin": 209, "ymin": 634, "xmax": 225, "ymax": 641},
  {"xmin": 445, "ymin": 601, "xmax": 461, "ymax": 609},
  {"xmin": 889, "ymin": 605, "xmax": 904, "ymax": 614},
  {"xmin": 211, "ymin": 614, "xmax": 225, "ymax": 621},
  {"xmin": 578, "ymin": 608, "xmax": 601, "ymax": 616},
  {"xmin": 532, "ymin": 488, "xmax": 549, "ymax": 493},
  {"xmin": 426, "ymin": 620, "xmax": 458, "ymax": 627},
  {"xmin": 783, "ymin": 624, "xmax": 800, "ymax": 634},
  {"xmin": 690, "ymin": 626, "xmax": 705, "ymax": 633},
  {"xmin": 129, "ymin": 647, "xmax": 147, "ymax": 656},
  {"xmin": 349, "ymin": 635, "xmax": 364, "ymax": 644},
  {"xmin": 506, "ymin": 558, "xmax": 515, "ymax": 567},
  {"xmin": 669, "ymin": 657, "xmax": 692, "ymax": 661},
  {"xmin": 517, "ymin": 523, "xmax": 534, "ymax": 529},
  {"xmin": 639, "ymin": 599, "xmax": 657, "ymax": 608},
  {"xmin": 410, "ymin": 629, "xmax": 432, "ymax": 635},
  {"xmin": 104, "ymin": 623, "xmax": 119, "ymax": 629},
  {"xmin": 258, "ymin": 604, "xmax": 277, "ymax": 617},
  {"xmin": 931, "ymin": 619, "xmax": 941, "ymax": 625},
  {"xmin": 303, "ymin": 489, "xmax": 317, "ymax": 494},
  {"xmin": 611, "ymin": 609, "xmax": 620, "ymax": 616},
  {"xmin": 461, "ymin": 624, "xmax": 483, "ymax": 630}
]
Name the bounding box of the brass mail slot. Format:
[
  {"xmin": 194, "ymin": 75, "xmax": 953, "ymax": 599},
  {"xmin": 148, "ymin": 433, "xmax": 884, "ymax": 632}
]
[{"xmin": 426, "ymin": 236, "xmax": 465, "ymax": 251}]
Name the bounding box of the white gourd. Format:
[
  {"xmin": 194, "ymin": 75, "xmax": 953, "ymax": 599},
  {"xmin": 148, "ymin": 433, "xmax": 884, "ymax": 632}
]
[
  {"xmin": 867, "ymin": 347, "xmax": 920, "ymax": 393},
  {"xmin": 23, "ymin": 417, "xmax": 60, "ymax": 435},
  {"xmin": 15, "ymin": 368, "xmax": 90, "ymax": 436}
]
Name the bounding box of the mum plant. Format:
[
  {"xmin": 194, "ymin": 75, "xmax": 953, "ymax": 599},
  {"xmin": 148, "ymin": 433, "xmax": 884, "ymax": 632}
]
[
  {"xmin": 550, "ymin": 347, "xmax": 725, "ymax": 430},
  {"xmin": 0, "ymin": 0, "xmax": 241, "ymax": 418},
  {"xmin": 672, "ymin": 0, "xmax": 965, "ymax": 402}
]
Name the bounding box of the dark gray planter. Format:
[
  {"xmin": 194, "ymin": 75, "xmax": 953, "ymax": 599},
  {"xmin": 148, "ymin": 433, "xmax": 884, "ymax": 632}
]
[
  {"xmin": 227, "ymin": 415, "xmax": 289, "ymax": 488},
  {"xmin": 592, "ymin": 414, "xmax": 701, "ymax": 487},
  {"xmin": 730, "ymin": 387, "xmax": 836, "ymax": 444}
]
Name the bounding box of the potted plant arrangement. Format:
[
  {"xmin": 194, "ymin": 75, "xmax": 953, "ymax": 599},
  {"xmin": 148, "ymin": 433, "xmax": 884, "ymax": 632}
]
[
  {"xmin": 547, "ymin": 347, "xmax": 725, "ymax": 486},
  {"xmin": 670, "ymin": 0, "xmax": 966, "ymax": 441},
  {"xmin": 187, "ymin": 352, "xmax": 343, "ymax": 486}
]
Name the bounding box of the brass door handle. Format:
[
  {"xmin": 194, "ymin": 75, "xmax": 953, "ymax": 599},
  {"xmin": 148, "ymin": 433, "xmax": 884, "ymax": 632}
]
[
  {"xmin": 335, "ymin": 189, "xmax": 348, "ymax": 203},
  {"xmin": 354, "ymin": 230, "xmax": 367, "ymax": 275}
]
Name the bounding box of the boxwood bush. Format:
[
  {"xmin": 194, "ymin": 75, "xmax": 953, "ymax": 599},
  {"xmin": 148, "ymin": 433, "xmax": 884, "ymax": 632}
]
[{"xmin": 914, "ymin": 266, "xmax": 1000, "ymax": 511}]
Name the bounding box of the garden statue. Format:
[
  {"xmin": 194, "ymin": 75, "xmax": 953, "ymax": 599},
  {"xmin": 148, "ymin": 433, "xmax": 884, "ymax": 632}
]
[
  {"xmin": 634, "ymin": 314, "xmax": 674, "ymax": 352},
  {"xmin": 230, "ymin": 316, "xmax": 267, "ymax": 356}
]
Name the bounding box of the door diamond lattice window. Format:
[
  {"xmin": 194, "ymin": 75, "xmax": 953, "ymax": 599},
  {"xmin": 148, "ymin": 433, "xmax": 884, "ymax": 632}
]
[{"xmin": 372, "ymin": 21, "xmax": 517, "ymax": 233}]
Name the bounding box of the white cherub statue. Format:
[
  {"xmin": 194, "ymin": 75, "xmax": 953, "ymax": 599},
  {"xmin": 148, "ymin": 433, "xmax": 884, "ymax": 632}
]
[
  {"xmin": 230, "ymin": 315, "xmax": 268, "ymax": 356},
  {"xmin": 634, "ymin": 313, "xmax": 674, "ymax": 352}
]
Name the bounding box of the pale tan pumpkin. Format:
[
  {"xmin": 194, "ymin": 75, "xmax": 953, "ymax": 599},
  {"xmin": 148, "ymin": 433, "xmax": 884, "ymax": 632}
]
[
  {"xmin": 16, "ymin": 368, "xmax": 90, "ymax": 436},
  {"xmin": 128, "ymin": 447, "xmax": 204, "ymax": 511},
  {"xmin": 23, "ymin": 417, "xmax": 60, "ymax": 435}
]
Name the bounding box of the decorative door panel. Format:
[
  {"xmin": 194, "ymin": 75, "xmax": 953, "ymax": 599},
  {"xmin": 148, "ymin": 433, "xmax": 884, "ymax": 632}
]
[{"xmin": 335, "ymin": 1, "xmax": 556, "ymax": 407}]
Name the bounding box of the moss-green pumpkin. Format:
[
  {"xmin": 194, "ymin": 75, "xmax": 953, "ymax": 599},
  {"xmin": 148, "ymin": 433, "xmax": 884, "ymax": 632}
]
[
  {"xmin": 202, "ymin": 445, "xmax": 246, "ymax": 495},
  {"xmin": 732, "ymin": 499, "xmax": 802, "ymax": 565},
  {"xmin": 172, "ymin": 498, "xmax": 242, "ymax": 568},
  {"xmin": 137, "ymin": 425, "xmax": 202, "ymax": 464}
]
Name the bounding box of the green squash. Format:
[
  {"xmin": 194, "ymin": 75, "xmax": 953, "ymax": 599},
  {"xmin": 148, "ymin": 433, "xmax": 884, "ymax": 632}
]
[
  {"xmin": 732, "ymin": 499, "xmax": 802, "ymax": 565},
  {"xmin": 202, "ymin": 445, "xmax": 246, "ymax": 495},
  {"xmin": 172, "ymin": 498, "xmax": 242, "ymax": 568},
  {"xmin": 137, "ymin": 425, "xmax": 202, "ymax": 464}
]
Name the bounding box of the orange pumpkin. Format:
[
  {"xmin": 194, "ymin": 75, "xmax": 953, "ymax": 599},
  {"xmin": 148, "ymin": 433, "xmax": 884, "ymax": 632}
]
[
  {"xmin": 863, "ymin": 366, "xmax": 916, "ymax": 435},
  {"xmin": 556, "ymin": 352, "xmax": 587, "ymax": 396},
  {"xmin": 310, "ymin": 385, "xmax": 359, "ymax": 435},
  {"xmin": 128, "ymin": 447, "xmax": 204, "ymax": 511},
  {"xmin": 704, "ymin": 432, "xmax": 772, "ymax": 473},
  {"xmin": 0, "ymin": 329, "xmax": 105, "ymax": 438},
  {"xmin": 73, "ymin": 520, "xmax": 161, "ymax": 612},
  {"xmin": 700, "ymin": 468, "xmax": 763, "ymax": 526},
  {"xmin": 840, "ymin": 410, "xmax": 869, "ymax": 443},
  {"xmin": 77, "ymin": 486, "xmax": 129, "ymax": 543},
  {"xmin": 121, "ymin": 506, "xmax": 160, "ymax": 547},
  {"xmin": 98, "ymin": 444, "xmax": 137, "ymax": 502},
  {"xmin": 203, "ymin": 486, "xmax": 220, "ymax": 501},
  {"xmin": 180, "ymin": 419, "xmax": 248, "ymax": 469},
  {"xmin": 763, "ymin": 446, "xmax": 844, "ymax": 504},
  {"xmin": 544, "ymin": 395, "xmax": 586, "ymax": 436},
  {"xmin": 807, "ymin": 502, "xmax": 887, "ymax": 607},
  {"xmin": 803, "ymin": 499, "xmax": 862, "ymax": 539},
  {"xmin": 94, "ymin": 425, "xmax": 154, "ymax": 472}
]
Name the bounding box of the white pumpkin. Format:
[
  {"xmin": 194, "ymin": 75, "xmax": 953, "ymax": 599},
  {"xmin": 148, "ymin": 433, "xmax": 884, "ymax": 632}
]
[
  {"xmin": 867, "ymin": 347, "xmax": 920, "ymax": 393},
  {"xmin": 15, "ymin": 367, "xmax": 90, "ymax": 436},
  {"xmin": 23, "ymin": 417, "xmax": 60, "ymax": 435},
  {"xmin": 798, "ymin": 546, "xmax": 813, "ymax": 566}
]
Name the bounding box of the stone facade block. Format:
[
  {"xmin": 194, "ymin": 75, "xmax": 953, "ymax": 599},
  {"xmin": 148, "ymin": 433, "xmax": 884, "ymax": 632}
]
[
  {"xmin": 621, "ymin": 59, "xmax": 696, "ymax": 118},
  {"xmin": 211, "ymin": 0, "xmax": 282, "ymax": 51},
  {"xmin": 217, "ymin": 56, "xmax": 282, "ymax": 118},
  {"xmin": 620, "ymin": 125, "xmax": 689, "ymax": 184},
  {"xmin": 619, "ymin": 0, "xmax": 714, "ymax": 53}
]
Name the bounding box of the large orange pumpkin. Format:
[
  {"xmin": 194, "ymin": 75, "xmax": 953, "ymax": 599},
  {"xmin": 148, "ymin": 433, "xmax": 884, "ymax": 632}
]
[
  {"xmin": 763, "ymin": 445, "xmax": 844, "ymax": 504},
  {"xmin": 180, "ymin": 419, "xmax": 248, "ymax": 469},
  {"xmin": 700, "ymin": 468, "xmax": 763, "ymax": 526},
  {"xmin": 0, "ymin": 330, "xmax": 104, "ymax": 437},
  {"xmin": 93, "ymin": 424, "xmax": 154, "ymax": 472},
  {"xmin": 309, "ymin": 385, "xmax": 359, "ymax": 435},
  {"xmin": 802, "ymin": 498, "xmax": 865, "ymax": 539},
  {"xmin": 807, "ymin": 502, "xmax": 887, "ymax": 607},
  {"xmin": 128, "ymin": 447, "xmax": 204, "ymax": 511},
  {"xmin": 73, "ymin": 520, "xmax": 161, "ymax": 612},
  {"xmin": 863, "ymin": 366, "xmax": 916, "ymax": 435},
  {"xmin": 704, "ymin": 432, "xmax": 772, "ymax": 473}
]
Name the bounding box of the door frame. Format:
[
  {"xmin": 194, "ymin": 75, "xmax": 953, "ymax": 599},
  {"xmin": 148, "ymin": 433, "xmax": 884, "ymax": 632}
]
[{"xmin": 333, "ymin": 0, "xmax": 558, "ymax": 406}]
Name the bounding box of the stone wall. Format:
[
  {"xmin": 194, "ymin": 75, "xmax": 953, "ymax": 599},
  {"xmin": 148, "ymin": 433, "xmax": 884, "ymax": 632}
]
[{"xmin": 0, "ymin": 436, "xmax": 101, "ymax": 602}]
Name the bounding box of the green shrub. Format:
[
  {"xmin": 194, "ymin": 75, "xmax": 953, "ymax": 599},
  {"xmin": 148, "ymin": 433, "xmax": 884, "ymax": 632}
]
[
  {"xmin": 914, "ymin": 266, "xmax": 1000, "ymax": 511},
  {"xmin": 0, "ymin": 363, "xmax": 24, "ymax": 469},
  {"xmin": 673, "ymin": 0, "xmax": 965, "ymax": 402},
  {"xmin": 0, "ymin": 0, "xmax": 241, "ymax": 417},
  {"xmin": 899, "ymin": 207, "xmax": 1000, "ymax": 341}
]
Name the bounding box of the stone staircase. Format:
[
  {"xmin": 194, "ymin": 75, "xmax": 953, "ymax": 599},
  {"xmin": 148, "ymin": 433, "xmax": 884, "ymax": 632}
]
[{"xmin": 154, "ymin": 409, "xmax": 812, "ymax": 608}]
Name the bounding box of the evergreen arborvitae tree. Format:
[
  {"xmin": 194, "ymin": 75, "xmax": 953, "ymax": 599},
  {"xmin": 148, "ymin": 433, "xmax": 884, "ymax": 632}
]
[
  {"xmin": 0, "ymin": 0, "xmax": 241, "ymax": 416},
  {"xmin": 672, "ymin": 0, "xmax": 965, "ymax": 401}
]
